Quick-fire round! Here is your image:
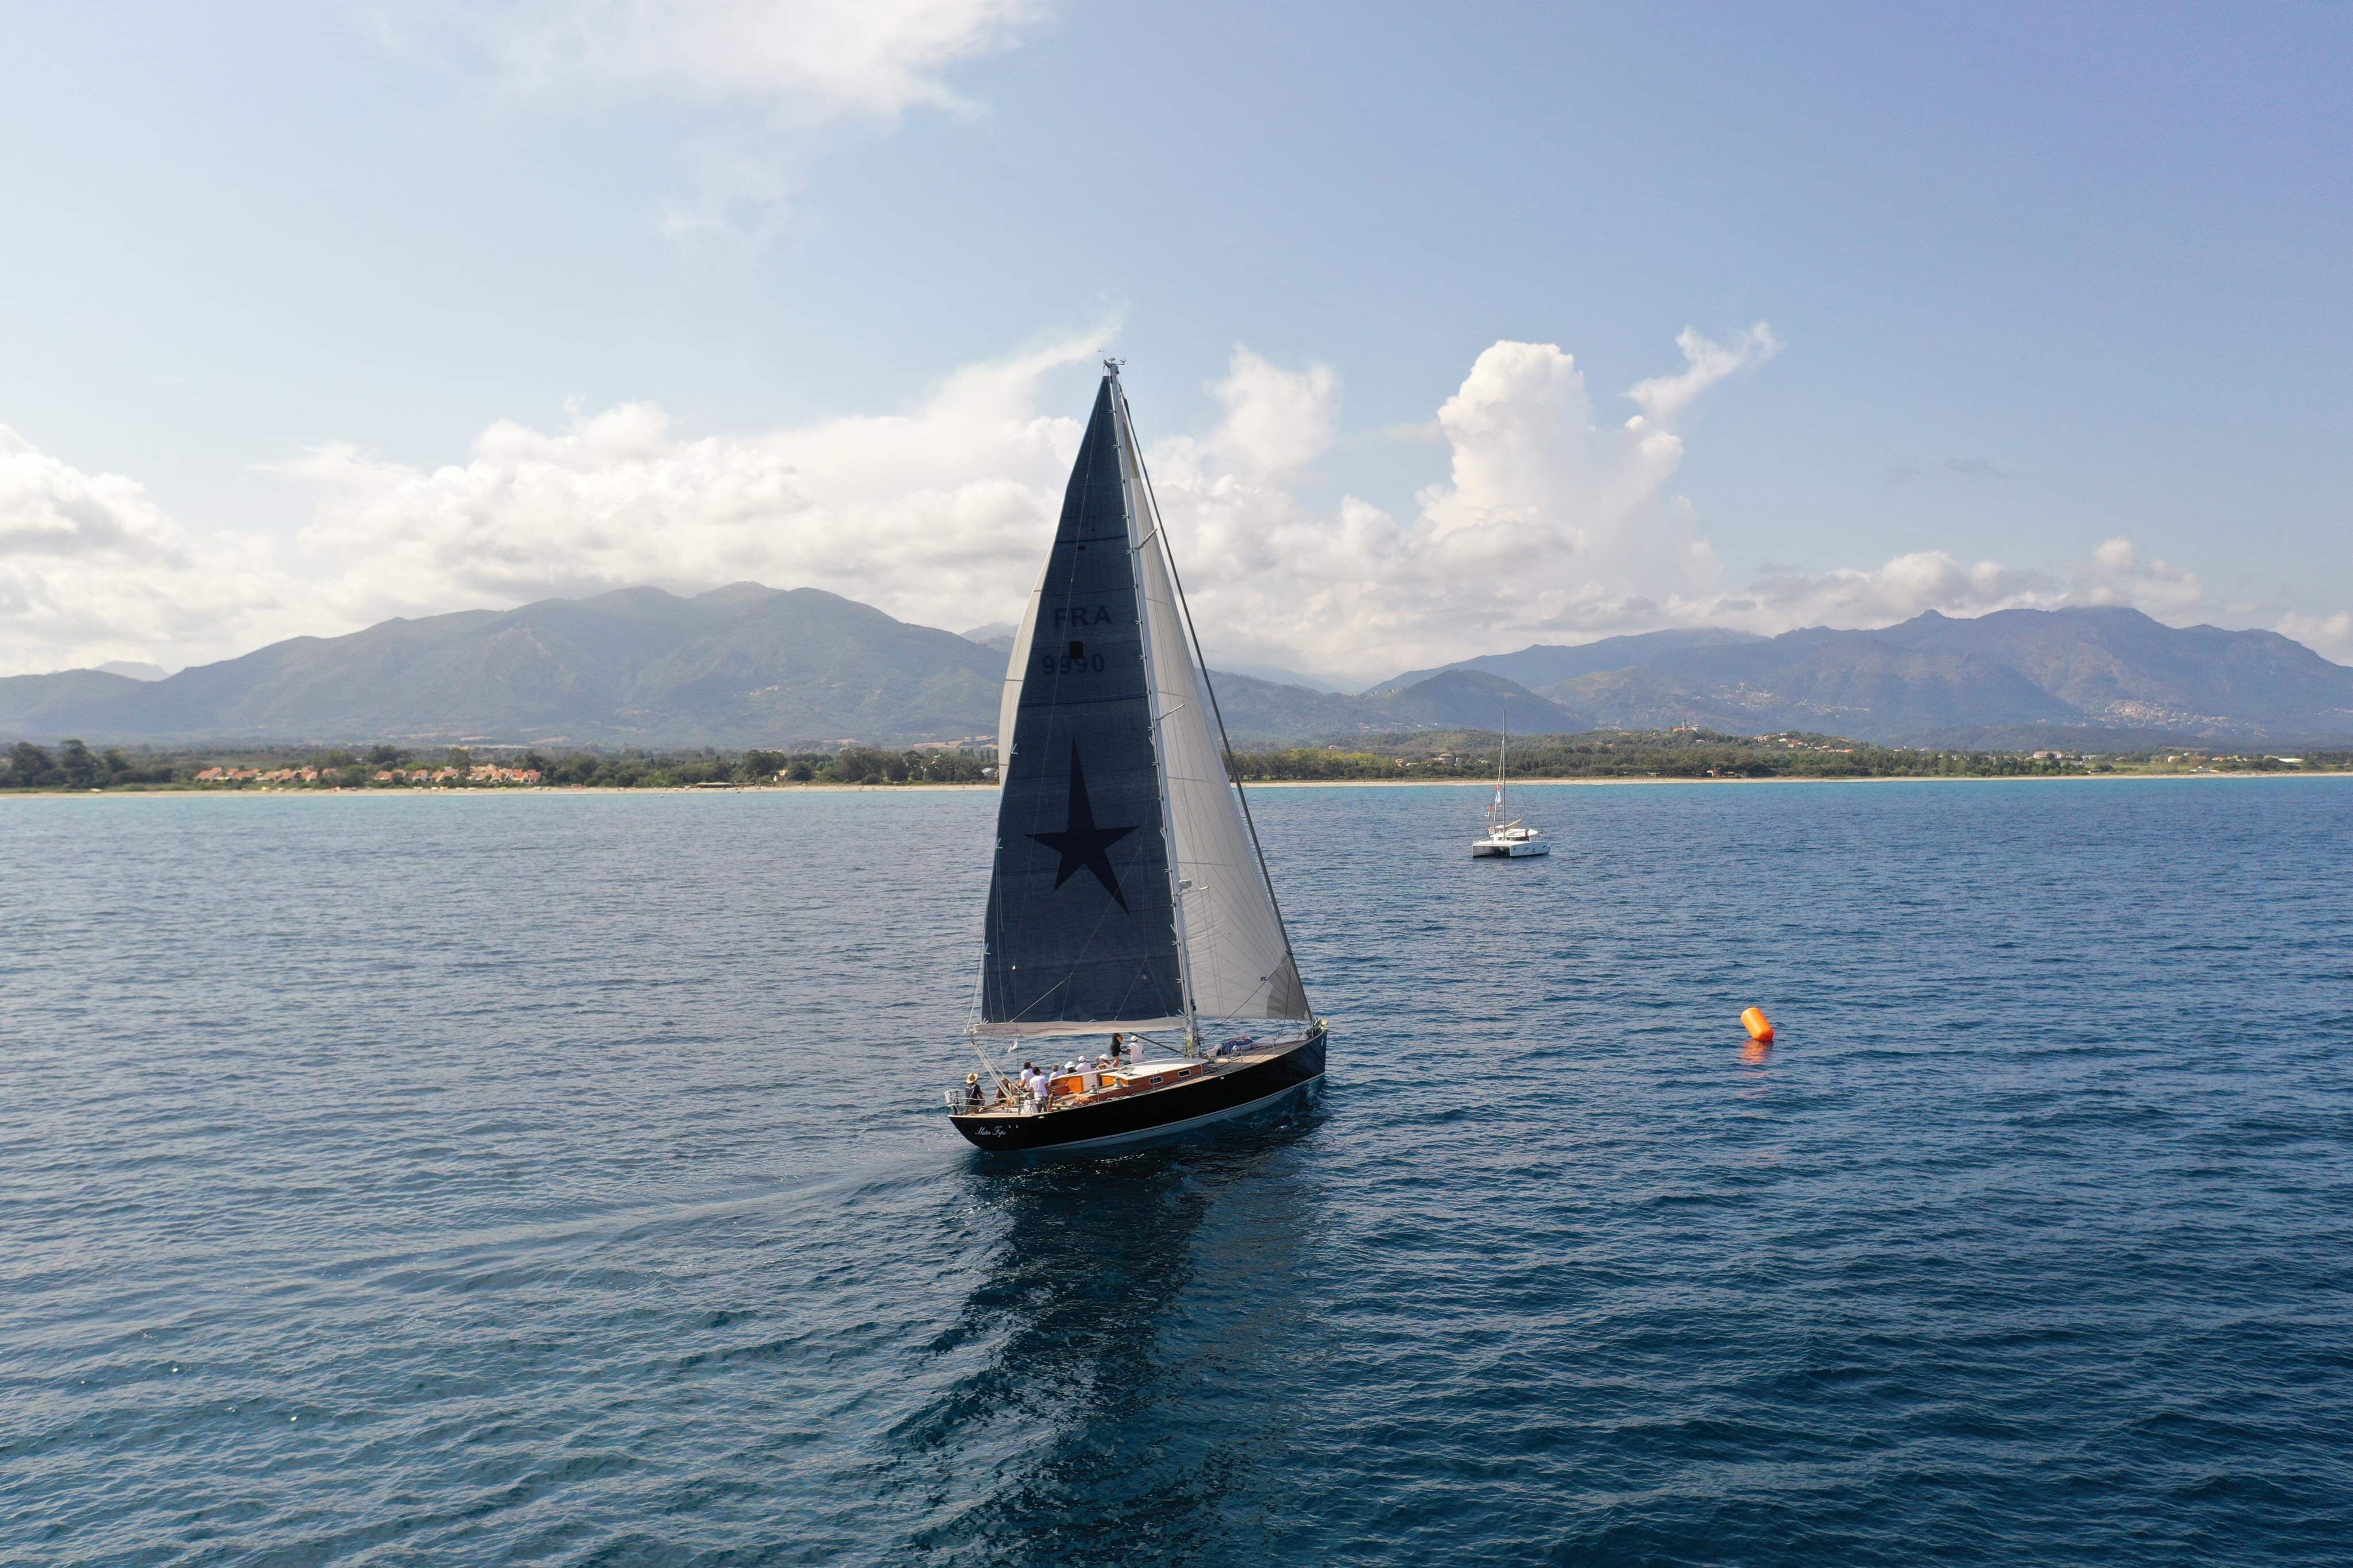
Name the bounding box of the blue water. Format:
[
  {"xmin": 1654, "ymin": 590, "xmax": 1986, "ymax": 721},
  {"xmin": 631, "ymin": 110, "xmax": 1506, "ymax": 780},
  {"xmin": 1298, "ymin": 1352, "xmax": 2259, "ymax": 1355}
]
[{"xmin": 5, "ymin": 778, "xmax": 2351, "ymax": 1565}]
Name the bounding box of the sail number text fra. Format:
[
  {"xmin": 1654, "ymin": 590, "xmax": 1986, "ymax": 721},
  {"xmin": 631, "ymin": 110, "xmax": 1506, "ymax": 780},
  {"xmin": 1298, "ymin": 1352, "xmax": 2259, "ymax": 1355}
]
[{"xmin": 1044, "ymin": 608, "xmax": 1117, "ymax": 674}]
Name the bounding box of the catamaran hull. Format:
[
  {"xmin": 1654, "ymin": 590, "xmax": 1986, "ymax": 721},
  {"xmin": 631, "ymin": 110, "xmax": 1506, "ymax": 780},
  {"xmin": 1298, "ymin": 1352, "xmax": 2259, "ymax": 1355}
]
[
  {"xmin": 1472, "ymin": 840, "xmax": 1550, "ymax": 857},
  {"xmin": 950, "ymin": 1027, "xmax": 1326, "ymax": 1155}
]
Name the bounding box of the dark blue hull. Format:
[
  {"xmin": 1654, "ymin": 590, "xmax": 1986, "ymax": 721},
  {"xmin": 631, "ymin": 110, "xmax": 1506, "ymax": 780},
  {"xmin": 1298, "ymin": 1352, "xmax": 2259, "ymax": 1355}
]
[{"xmin": 951, "ymin": 1026, "xmax": 1325, "ymax": 1154}]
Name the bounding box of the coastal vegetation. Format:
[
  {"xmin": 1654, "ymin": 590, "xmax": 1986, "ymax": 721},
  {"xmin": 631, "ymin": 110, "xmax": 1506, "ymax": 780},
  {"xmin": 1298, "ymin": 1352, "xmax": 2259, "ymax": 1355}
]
[
  {"xmin": 2, "ymin": 731, "xmax": 2345, "ymax": 793},
  {"xmin": 5, "ymin": 740, "xmax": 179, "ymax": 790},
  {"xmin": 0, "ymin": 741, "xmax": 996, "ymax": 791},
  {"xmin": 1228, "ymin": 731, "xmax": 2352, "ymax": 781}
]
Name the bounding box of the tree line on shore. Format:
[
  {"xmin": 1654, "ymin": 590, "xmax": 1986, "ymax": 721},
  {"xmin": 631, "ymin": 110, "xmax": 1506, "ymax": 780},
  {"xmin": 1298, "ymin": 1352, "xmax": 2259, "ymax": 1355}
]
[
  {"xmin": 0, "ymin": 741, "xmax": 994, "ymax": 790},
  {"xmin": 2, "ymin": 731, "xmax": 2342, "ymax": 792},
  {"xmin": 4, "ymin": 740, "xmax": 178, "ymax": 790},
  {"xmin": 1226, "ymin": 731, "xmax": 2344, "ymax": 780}
]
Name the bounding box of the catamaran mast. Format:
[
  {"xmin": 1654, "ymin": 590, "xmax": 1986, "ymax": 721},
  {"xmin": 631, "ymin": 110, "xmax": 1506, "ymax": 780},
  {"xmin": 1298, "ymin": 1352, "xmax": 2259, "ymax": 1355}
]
[
  {"xmin": 1492, "ymin": 717, "xmax": 1509, "ymax": 829},
  {"xmin": 1108, "ymin": 360, "xmax": 1201, "ymax": 1055}
]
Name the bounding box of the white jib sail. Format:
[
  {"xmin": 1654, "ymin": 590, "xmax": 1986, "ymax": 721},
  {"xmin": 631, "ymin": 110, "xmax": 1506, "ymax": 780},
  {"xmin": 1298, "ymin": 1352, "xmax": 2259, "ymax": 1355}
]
[
  {"xmin": 996, "ymin": 557, "xmax": 1049, "ymax": 768},
  {"xmin": 1116, "ymin": 403, "xmax": 1310, "ymax": 1028}
]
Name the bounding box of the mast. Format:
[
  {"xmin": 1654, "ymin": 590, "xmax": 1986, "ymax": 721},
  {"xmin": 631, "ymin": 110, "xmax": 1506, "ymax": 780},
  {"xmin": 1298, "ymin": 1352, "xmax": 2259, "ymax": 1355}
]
[
  {"xmin": 1109, "ymin": 360, "xmax": 1200, "ymax": 1053},
  {"xmin": 1492, "ymin": 716, "xmax": 1508, "ymax": 829}
]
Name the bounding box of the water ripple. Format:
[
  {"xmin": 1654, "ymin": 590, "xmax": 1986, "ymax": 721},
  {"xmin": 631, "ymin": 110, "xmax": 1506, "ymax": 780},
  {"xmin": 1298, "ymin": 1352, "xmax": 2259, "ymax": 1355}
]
[{"xmin": 3, "ymin": 780, "xmax": 2350, "ymax": 1563}]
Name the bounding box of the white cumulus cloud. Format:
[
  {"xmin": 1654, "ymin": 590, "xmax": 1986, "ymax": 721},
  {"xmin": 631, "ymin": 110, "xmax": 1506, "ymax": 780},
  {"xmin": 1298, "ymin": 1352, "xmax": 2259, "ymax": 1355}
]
[
  {"xmin": 1201, "ymin": 347, "xmax": 1336, "ymax": 477},
  {"xmin": 1141, "ymin": 332, "xmax": 1754, "ymax": 677},
  {"xmin": 1669, "ymin": 535, "xmax": 2210, "ymax": 644},
  {"xmin": 2266, "ymin": 609, "xmax": 2353, "ymax": 660},
  {"xmin": 277, "ymin": 329, "xmax": 1108, "ymax": 636},
  {"xmin": 0, "ymin": 427, "xmax": 302, "ymax": 676},
  {"xmin": 2081, "ymin": 535, "xmax": 2204, "ymax": 612},
  {"xmin": 6, "ymin": 325, "xmax": 2347, "ymax": 683},
  {"xmin": 1707, "ymin": 551, "xmax": 2061, "ymax": 631}
]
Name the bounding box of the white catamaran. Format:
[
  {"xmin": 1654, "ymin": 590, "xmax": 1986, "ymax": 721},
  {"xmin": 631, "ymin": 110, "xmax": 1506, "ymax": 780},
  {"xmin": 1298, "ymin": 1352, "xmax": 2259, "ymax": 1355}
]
[
  {"xmin": 946, "ymin": 362, "xmax": 1326, "ymax": 1154},
  {"xmin": 1471, "ymin": 723, "xmax": 1549, "ymax": 858}
]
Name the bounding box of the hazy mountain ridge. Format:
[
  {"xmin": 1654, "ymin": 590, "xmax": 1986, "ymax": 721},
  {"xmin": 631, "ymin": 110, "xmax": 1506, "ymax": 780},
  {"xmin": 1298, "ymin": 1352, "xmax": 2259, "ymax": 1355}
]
[
  {"xmin": 1208, "ymin": 667, "xmax": 1584, "ymax": 744},
  {"xmin": 1492, "ymin": 608, "xmax": 2353, "ymax": 743},
  {"xmin": 0, "ymin": 585, "xmax": 1006, "ymax": 746},
  {"xmin": 5, "ymin": 592, "xmax": 2348, "ymax": 748},
  {"xmin": 1370, "ymin": 628, "xmax": 1770, "ymax": 695}
]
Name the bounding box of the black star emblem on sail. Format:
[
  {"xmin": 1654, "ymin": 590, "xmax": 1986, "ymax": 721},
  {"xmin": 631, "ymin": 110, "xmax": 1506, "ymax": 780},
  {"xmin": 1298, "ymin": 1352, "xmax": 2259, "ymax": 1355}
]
[{"xmin": 1028, "ymin": 747, "xmax": 1138, "ymax": 911}]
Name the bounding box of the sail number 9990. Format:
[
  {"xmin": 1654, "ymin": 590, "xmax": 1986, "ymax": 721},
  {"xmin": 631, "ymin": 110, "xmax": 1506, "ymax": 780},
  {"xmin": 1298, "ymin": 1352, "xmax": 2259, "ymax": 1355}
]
[{"xmin": 1042, "ymin": 616, "xmax": 1111, "ymax": 675}]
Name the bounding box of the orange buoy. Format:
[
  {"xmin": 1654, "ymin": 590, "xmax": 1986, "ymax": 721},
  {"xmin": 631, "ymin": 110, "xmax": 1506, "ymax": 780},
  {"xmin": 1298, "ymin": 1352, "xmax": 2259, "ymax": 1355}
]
[{"xmin": 1741, "ymin": 1006, "xmax": 1775, "ymax": 1044}]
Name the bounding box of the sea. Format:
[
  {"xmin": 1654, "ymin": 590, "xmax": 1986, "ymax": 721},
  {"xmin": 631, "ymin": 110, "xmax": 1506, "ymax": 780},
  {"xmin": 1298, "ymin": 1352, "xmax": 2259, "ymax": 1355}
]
[{"xmin": 5, "ymin": 777, "xmax": 2350, "ymax": 1566}]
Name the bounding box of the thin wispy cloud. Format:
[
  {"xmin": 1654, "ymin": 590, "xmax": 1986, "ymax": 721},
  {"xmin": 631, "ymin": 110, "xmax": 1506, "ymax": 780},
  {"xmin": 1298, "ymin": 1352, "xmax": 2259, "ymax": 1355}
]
[
  {"xmin": 383, "ymin": 0, "xmax": 1046, "ymax": 238},
  {"xmin": 1625, "ymin": 323, "xmax": 1780, "ymax": 423},
  {"xmin": 446, "ymin": 0, "xmax": 1040, "ymax": 121},
  {"xmin": 1886, "ymin": 457, "xmax": 2008, "ymax": 489}
]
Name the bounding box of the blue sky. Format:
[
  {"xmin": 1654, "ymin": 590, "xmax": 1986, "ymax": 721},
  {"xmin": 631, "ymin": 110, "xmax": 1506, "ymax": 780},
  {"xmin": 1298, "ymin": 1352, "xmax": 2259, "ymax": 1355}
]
[{"xmin": 2, "ymin": 1, "xmax": 2347, "ymax": 680}]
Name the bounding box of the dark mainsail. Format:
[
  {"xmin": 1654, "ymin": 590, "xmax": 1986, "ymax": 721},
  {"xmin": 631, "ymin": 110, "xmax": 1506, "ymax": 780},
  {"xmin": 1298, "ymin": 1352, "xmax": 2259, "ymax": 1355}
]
[{"xmin": 980, "ymin": 379, "xmax": 1185, "ymax": 1033}]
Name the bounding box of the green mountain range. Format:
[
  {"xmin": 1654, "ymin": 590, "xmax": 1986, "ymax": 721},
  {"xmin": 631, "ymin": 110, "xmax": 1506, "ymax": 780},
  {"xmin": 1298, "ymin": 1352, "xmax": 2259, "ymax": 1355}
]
[
  {"xmin": 4, "ymin": 588, "xmax": 2348, "ymax": 748},
  {"xmin": 0, "ymin": 585, "xmax": 1004, "ymax": 747}
]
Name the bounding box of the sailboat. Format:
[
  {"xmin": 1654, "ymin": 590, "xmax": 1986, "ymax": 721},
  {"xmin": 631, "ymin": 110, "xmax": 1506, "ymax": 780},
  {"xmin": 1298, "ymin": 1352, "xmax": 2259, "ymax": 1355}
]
[
  {"xmin": 946, "ymin": 362, "xmax": 1327, "ymax": 1154},
  {"xmin": 1471, "ymin": 721, "xmax": 1549, "ymax": 858}
]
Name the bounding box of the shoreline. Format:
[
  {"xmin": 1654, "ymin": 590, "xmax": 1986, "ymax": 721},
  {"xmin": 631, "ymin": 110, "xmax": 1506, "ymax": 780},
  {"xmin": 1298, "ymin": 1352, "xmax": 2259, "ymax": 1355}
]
[
  {"xmin": 1240, "ymin": 770, "xmax": 2351, "ymax": 788},
  {"xmin": 5, "ymin": 771, "xmax": 2345, "ymax": 800}
]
